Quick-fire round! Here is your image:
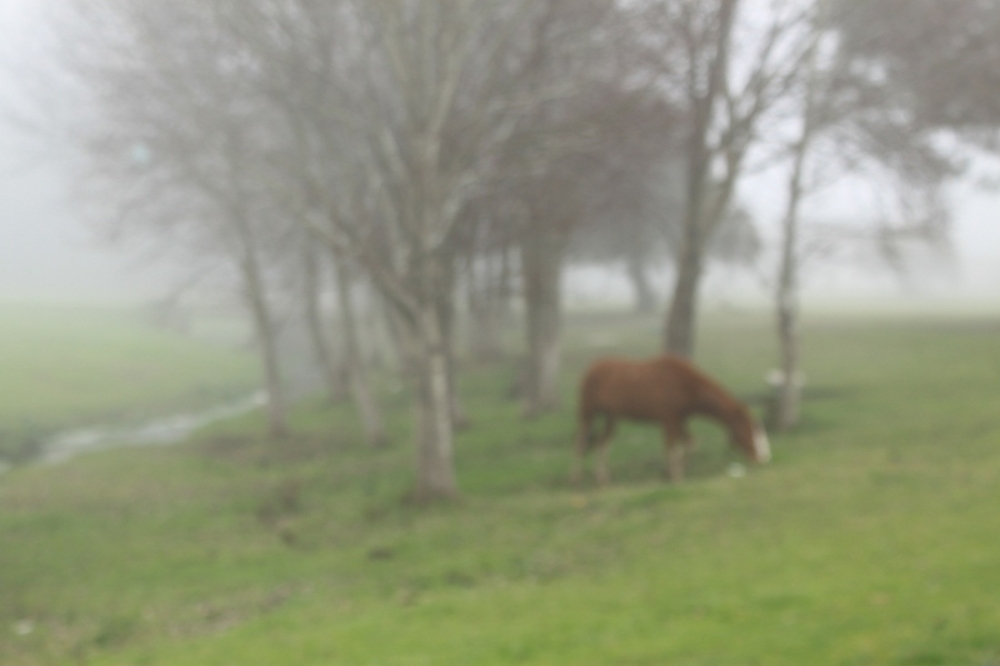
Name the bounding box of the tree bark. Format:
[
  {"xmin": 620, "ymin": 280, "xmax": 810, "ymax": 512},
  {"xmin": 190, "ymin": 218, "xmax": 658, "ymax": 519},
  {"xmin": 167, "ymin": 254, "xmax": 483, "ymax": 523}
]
[
  {"xmin": 333, "ymin": 258, "xmax": 389, "ymax": 449},
  {"xmin": 521, "ymin": 227, "xmax": 564, "ymax": 417},
  {"xmin": 774, "ymin": 30, "xmax": 820, "ymax": 431},
  {"xmin": 409, "ymin": 306, "xmax": 460, "ymax": 501},
  {"xmin": 626, "ymin": 251, "xmax": 658, "ymax": 314},
  {"xmin": 301, "ymin": 240, "xmax": 349, "ymax": 405},
  {"xmin": 665, "ymin": 238, "xmax": 704, "ymax": 357},
  {"xmin": 240, "ymin": 242, "xmax": 289, "ymax": 439},
  {"xmin": 434, "ymin": 256, "xmax": 469, "ymax": 430},
  {"xmin": 467, "ymin": 250, "xmax": 511, "ymax": 361},
  {"xmin": 663, "ymin": 0, "xmax": 739, "ymax": 358},
  {"xmin": 775, "ymin": 163, "xmax": 805, "ymax": 431}
]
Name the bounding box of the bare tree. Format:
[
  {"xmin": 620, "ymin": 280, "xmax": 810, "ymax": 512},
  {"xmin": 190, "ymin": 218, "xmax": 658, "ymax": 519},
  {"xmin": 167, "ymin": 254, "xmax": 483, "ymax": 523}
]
[
  {"xmin": 634, "ymin": 0, "xmax": 813, "ymax": 357},
  {"xmin": 297, "ymin": 235, "xmax": 350, "ymax": 407},
  {"xmin": 63, "ymin": 0, "xmax": 294, "ymax": 437},
  {"xmin": 751, "ymin": 0, "xmax": 968, "ymax": 431},
  {"xmin": 571, "ymin": 153, "xmax": 762, "ymax": 316},
  {"xmin": 461, "ymin": 212, "xmax": 516, "ymax": 361},
  {"xmin": 59, "ymin": 0, "xmax": 815, "ymax": 495},
  {"xmin": 65, "ymin": 0, "xmax": 399, "ymax": 448},
  {"xmin": 831, "ymin": 0, "xmax": 1000, "ymax": 145},
  {"xmin": 773, "ymin": 16, "xmax": 822, "ymax": 431},
  {"xmin": 228, "ymin": 0, "xmax": 616, "ymax": 499},
  {"xmin": 495, "ymin": 4, "xmax": 647, "ymax": 416}
]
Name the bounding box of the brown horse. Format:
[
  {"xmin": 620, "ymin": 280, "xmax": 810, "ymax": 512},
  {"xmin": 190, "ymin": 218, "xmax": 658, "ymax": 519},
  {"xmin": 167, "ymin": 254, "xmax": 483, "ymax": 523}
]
[{"xmin": 572, "ymin": 355, "xmax": 770, "ymax": 485}]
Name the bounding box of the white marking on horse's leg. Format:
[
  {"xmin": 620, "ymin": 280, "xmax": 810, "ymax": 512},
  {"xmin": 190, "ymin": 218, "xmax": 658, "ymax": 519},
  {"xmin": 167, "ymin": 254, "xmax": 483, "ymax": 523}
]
[{"xmin": 753, "ymin": 427, "xmax": 772, "ymax": 463}]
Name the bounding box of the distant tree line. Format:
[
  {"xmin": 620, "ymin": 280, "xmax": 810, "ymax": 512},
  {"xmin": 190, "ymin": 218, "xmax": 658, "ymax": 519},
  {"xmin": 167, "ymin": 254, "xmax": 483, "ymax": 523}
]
[{"xmin": 53, "ymin": 0, "xmax": 995, "ymax": 499}]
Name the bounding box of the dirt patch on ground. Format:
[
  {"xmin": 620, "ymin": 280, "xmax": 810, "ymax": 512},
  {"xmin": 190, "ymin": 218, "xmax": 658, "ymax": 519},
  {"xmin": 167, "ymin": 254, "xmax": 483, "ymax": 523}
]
[{"xmin": 197, "ymin": 432, "xmax": 349, "ymax": 465}]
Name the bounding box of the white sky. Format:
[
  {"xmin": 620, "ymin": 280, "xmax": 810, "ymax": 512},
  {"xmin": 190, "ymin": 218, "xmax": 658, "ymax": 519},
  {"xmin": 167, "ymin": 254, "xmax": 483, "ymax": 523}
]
[
  {"xmin": 2, "ymin": 0, "xmax": 999, "ymax": 306},
  {"xmin": 1, "ymin": 0, "xmax": 174, "ymax": 303}
]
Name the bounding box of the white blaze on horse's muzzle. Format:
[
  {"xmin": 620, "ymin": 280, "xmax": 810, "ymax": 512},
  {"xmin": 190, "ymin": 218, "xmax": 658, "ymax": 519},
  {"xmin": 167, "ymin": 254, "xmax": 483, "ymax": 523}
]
[{"xmin": 753, "ymin": 428, "xmax": 771, "ymax": 463}]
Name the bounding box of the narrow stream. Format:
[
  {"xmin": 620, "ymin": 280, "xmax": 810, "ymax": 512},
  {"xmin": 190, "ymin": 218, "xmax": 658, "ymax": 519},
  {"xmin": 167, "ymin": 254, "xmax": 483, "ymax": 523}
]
[{"xmin": 37, "ymin": 391, "xmax": 267, "ymax": 465}]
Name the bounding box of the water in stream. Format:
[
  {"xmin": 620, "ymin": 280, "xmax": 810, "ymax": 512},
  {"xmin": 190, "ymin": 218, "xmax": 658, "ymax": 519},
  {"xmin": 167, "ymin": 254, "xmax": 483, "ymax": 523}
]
[{"xmin": 37, "ymin": 391, "xmax": 267, "ymax": 465}]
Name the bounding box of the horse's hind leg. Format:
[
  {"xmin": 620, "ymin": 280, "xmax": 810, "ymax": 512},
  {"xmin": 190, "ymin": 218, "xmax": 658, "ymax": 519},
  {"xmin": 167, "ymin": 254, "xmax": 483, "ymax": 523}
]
[
  {"xmin": 594, "ymin": 416, "xmax": 617, "ymax": 486},
  {"xmin": 570, "ymin": 413, "xmax": 593, "ymax": 486},
  {"xmin": 661, "ymin": 420, "xmax": 688, "ymax": 483}
]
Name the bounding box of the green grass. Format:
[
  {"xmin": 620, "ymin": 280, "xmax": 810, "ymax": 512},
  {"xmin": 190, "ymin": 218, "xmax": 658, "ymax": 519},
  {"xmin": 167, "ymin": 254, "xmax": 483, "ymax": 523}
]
[
  {"xmin": 2, "ymin": 310, "xmax": 1000, "ymax": 664},
  {"xmin": 0, "ymin": 303, "xmax": 259, "ymax": 461}
]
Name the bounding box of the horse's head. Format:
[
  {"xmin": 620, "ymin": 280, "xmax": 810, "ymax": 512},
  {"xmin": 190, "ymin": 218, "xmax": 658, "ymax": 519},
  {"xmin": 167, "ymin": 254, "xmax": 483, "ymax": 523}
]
[{"xmin": 731, "ymin": 405, "xmax": 771, "ymax": 464}]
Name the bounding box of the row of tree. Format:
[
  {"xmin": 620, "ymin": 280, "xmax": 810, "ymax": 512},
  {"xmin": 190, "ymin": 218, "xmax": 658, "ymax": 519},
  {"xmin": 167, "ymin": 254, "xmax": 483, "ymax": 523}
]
[{"xmin": 52, "ymin": 0, "xmax": 996, "ymax": 499}]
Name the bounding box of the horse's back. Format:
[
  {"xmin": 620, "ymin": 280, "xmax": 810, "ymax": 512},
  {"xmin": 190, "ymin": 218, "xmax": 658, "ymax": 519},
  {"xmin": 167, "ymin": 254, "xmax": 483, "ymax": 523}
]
[{"xmin": 579, "ymin": 355, "xmax": 698, "ymax": 421}]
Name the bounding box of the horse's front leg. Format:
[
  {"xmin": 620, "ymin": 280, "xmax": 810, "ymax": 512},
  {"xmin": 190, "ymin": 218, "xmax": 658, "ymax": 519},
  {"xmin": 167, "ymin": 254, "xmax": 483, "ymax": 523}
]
[
  {"xmin": 661, "ymin": 420, "xmax": 688, "ymax": 483},
  {"xmin": 682, "ymin": 425, "xmax": 697, "ymax": 455}
]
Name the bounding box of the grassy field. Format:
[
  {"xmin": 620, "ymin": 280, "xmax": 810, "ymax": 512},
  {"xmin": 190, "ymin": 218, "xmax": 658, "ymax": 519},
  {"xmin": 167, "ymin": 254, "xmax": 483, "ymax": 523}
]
[
  {"xmin": 0, "ymin": 303, "xmax": 259, "ymax": 462},
  {"xmin": 2, "ymin": 309, "xmax": 1000, "ymax": 664}
]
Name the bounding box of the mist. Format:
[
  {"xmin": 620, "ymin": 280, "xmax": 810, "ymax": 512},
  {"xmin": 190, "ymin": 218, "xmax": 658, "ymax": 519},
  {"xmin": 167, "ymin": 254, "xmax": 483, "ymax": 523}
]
[
  {"xmin": 1, "ymin": 0, "xmax": 175, "ymax": 303},
  {"xmin": 5, "ymin": 2, "xmax": 1000, "ymax": 663},
  {"xmin": 3, "ymin": 0, "xmax": 1000, "ymax": 309}
]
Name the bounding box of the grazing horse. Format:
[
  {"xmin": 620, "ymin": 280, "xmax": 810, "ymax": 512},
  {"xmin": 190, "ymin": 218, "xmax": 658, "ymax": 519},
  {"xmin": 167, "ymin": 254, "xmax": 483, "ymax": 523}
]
[{"xmin": 572, "ymin": 355, "xmax": 770, "ymax": 485}]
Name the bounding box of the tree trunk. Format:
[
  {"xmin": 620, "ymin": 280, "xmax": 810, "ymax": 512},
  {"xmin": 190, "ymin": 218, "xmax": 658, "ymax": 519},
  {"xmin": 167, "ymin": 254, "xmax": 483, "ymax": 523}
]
[
  {"xmin": 409, "ymin": 306, "xmax": 459, "ymax": 501},
  {"xmin": 775, "ymin": 168, "xmax": 804, "ymax": 430},
  {"xmin": 664, "ymin": 240, "xmax": 704, "ymax": 358},
  {"xmin": 317, "ymin": 251, "xmax": 459, "ymax": 499},
  {"xmin": 302, "ymin": 241, "xmax": 349, "ymax": 405},
  {"xmin": 626, "ymin": 251, "xmax": 658, "ymax": 314},
  {"xmin": 663, "ymin": 0, "xmax": 739, "ymax": 358},
  {"xmin": 334, "ymin": 259, "xmax": 389, "ymax": 449},
  {"xmin": 467, "ymin": 251, "xmax": 510, "ymax": 361},
  {"xmin": 443, "ymin": 308, "xmax": 470, "ymax": 431},
  {"xmin": 435, "ymin": 257, "xmax": 469, "ymax": 430},
  {"xmin": 382, "ymin": 295, "xmax": 418, "ymax": 382},
  {"xmin": 774, "ymin": 31, "xmax": 820, "ymax": 431},
  {"xmin": 241, "ymin": 249, "xmax": 289, "ymax": 439},
  {"xmin": 521, "ymin": 229, "xmax": 564, "ymax": 417},
  {"xmin": 359, "ymin": 281, "xmax": 393, "ymax": 373}
]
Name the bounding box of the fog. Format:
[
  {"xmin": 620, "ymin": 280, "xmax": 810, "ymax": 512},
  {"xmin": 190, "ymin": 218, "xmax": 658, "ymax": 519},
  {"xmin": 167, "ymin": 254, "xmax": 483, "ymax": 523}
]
[
  {"xmin": 0, "ymin": 1, "xmax": 164, "ymax": 302},
  {"xmin": 0, "ymin": 143, "xmax": 169, "ymax": 303},
  {"xmin": 5, "ymin": 4, "xmax": 1000, "ymax": 661},
  {"xmin": 2, "ymin": 0, "xmax": 1000, "ymax": 308}
]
